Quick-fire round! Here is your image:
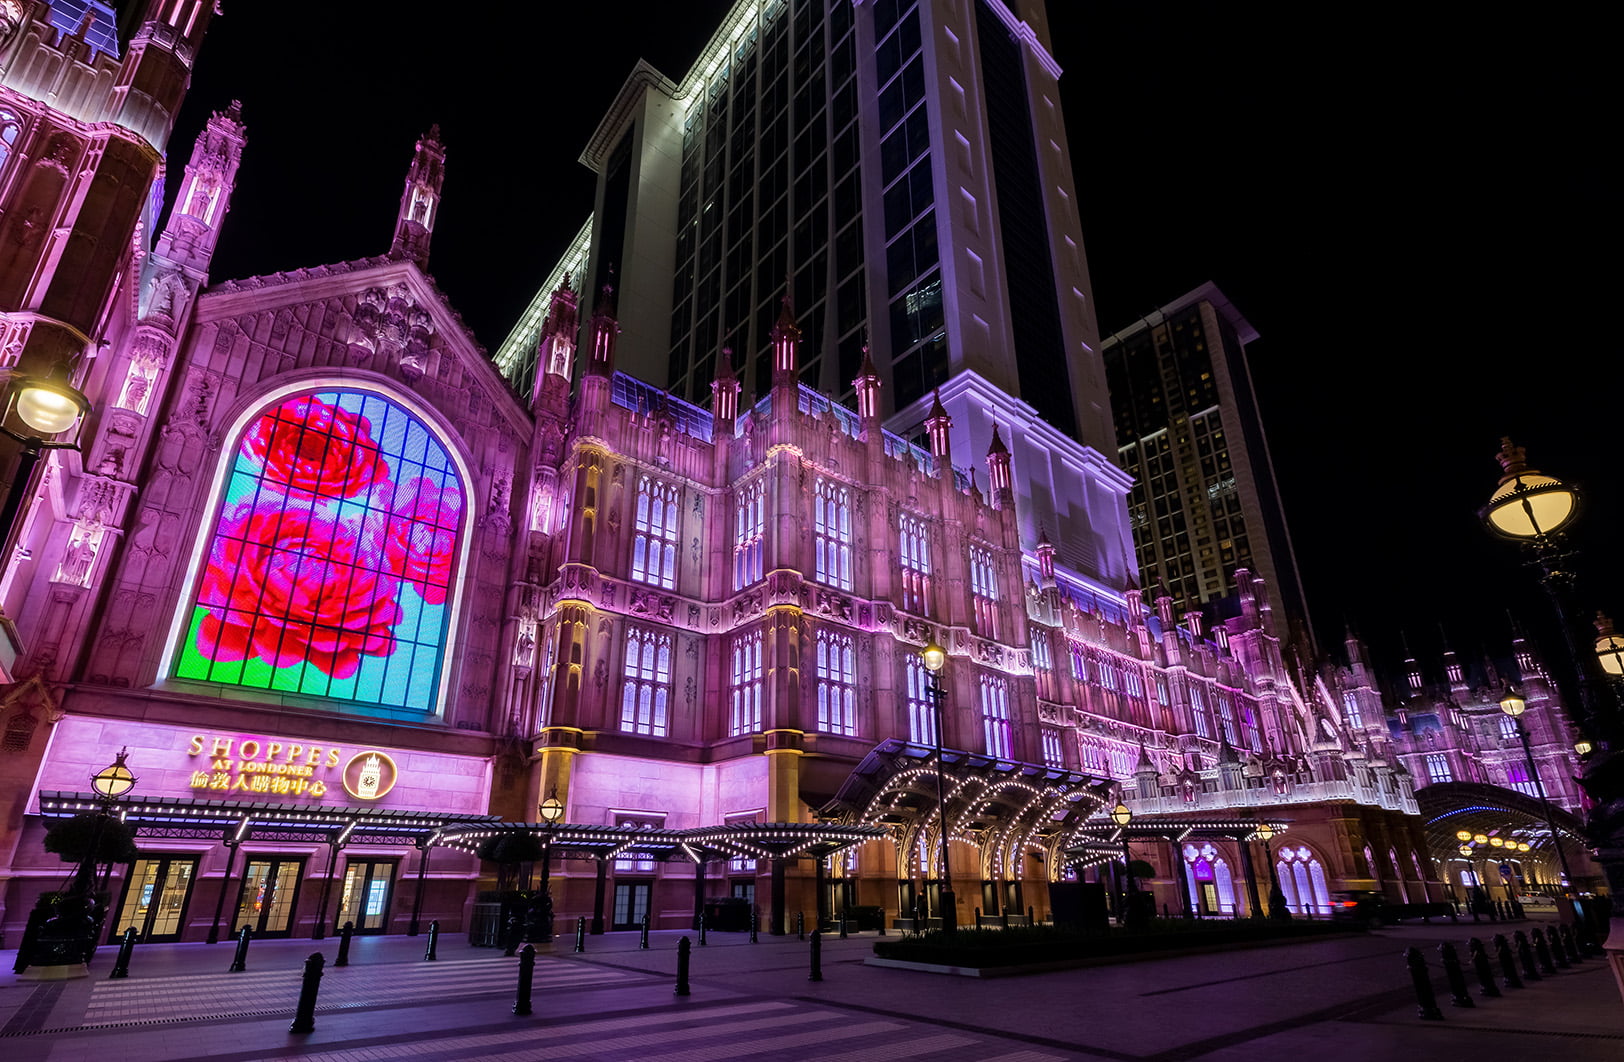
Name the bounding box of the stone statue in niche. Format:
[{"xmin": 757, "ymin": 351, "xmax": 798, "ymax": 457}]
[
  {"xmin": 58, "ymin": 534, "xmax": 97, "ymax": 586},
  {"xmin": 514, "ymin": 625, "xmax": 536, "ymax": 666},
  {"xmin": 593, "ymin": 658, "xmax": 609, "ymax": 689},
  {"xmin": 685, "ymin": 676, "xmax": 695, "ymax": 706},
  {"xmin": 488, "ymin": 469, "xmax": 511, "ymax": 516}
]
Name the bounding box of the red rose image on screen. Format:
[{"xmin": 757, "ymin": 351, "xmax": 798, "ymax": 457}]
[
  {"xmin": 241, "ymin": 395, "xmax": 389, "ymax": 499},
  {"xmin": 381, "ymin": 477, "xmax": 462, "ymax": 605},
  {"xmin": 197, "ymin": 504, "xmax": 402, "ymax": 677}
]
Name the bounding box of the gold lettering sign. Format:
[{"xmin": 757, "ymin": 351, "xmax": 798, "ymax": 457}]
[{"xmin": 185, "ymin": 731, "xmax": 346, "ymax": 800}]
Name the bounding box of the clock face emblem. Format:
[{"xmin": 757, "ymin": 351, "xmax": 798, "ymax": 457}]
[{"xmin": 342, "ymin": 750, "xmax": 398, "ymax": 800}]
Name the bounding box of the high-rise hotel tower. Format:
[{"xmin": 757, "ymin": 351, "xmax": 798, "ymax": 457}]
[{"xmin": 497, "ymin": 0, "xmax": 1135, "ymax": 605}]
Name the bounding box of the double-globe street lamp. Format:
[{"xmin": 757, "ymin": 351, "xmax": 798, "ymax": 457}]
[
  {"xmin": 1480, "ymin": 439, "xmax": 1624, "ymax": 989},
  {"xmin": 1497, "ymin": 688, "xmax": 1577, "ymax": 893},
  {"xmin": 921, "ymin": 641, "xmax": 956, "ymax": 935},
  {"xmin": 1110, "ymin": 800, "xmax": 1140, "ymax": 927}
]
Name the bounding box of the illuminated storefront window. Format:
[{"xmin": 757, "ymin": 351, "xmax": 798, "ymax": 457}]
[{"xmin": 174, "ymin": 390, "xmax": 464, "ymax": 712}]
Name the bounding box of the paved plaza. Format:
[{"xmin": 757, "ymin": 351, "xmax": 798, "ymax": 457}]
[{"xmin": 2, "ymin": 917, "xmax": 1620, "ymax": 1061}]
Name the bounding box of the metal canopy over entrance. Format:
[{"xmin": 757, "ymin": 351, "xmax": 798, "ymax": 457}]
[
  {"xmin": 1417, "ymin": 782, "xmax": 1592, "ymax": 892},
  {"xmin": 820, "ymin": 739, "xmax": 1116, "ymax": 879}
]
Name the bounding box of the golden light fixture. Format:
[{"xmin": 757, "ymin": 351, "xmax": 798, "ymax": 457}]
[
  {"xmin": 1473, "ymin": 833, "xmax": 1489, "ymax": 845},
  {"xmin": 921, "ymin": 641, "xmax": 946, "ymax": 673},
  {"xmin": 1595, "ymin": 613, "xmax": 1624, "ymax": 678},
  {"xmin": 1483, "ymin": 438, "xmax": 1579, "ymax": 541},
  {"xmin": 1456, "ymin": 829, "xmax": 1473, "ymax": 842},
  {"xmin": 1110, "ymin": 802, "xmax": 1132, "ymax": 827},
  {"xmin": 1499, "ymin": 689, "xmax": 1527, "ymax": 718},
  {"xmin": 90, "ymin": 748, "xmax": 136, "ymax": 801}
]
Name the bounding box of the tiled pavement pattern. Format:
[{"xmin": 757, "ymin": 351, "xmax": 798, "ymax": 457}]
[
  {"xmin": 235, "ymin": 1000, "xmax": 1067, "ymax": 1062},
  {"xmin": 79, "ymin": 956, "xmax": 639, "ymax": 1028}
]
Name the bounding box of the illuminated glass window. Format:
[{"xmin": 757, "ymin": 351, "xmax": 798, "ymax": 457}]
[
  {"xmin": 1069, "ymin": 642, "xmax": 1086, "ymax": 682},
  {"xmin": 631, "ymin": 475, "xmax": 680, "ymax": 588},
  {"xmin": 0, "ymin": 110, "xmax": 21, "ymax": 174},
  {"xmin": 1215, "ymin": 689, "xmax": 1238, "ymax": 746},
  {"xmin": 733, "ymin": 478, "xmax": 765, "ymax": 590},
  {"xmin": 1505, "ymin": 762, "xmax": 1539, "ymax": 798},
  {"xmin": 970, "ymin": 544, "xmax": 997, "ymax": 637},
  {"xmin": 814, "ymin": 478, "xmax": 853, "ymax": 590},
  {"xmin": 815, "ymin": 628, "xmax": 857, "ymax": 736},
  {"xmin": 980, "ymin": 673, "xmax": 1012, "ymax": 758},
  {"xmin": 730, "ymin": 630, "xmax": 764, "ymax": 737},
  {"xmin": 1031, "ymin": 627, "xmax": 1052, "ymax": 671},
  {"xmin": 1041, "ymin": 728, "xmax": 1065, "ymax": 768},
  {"xmin": 1498, "ymin": 714, "xmax": 1519, "ymax": 742},
  {"xmin": 905, "ymin": 654, "xmax": 936, "ymax": 745},
  {"xmin": 620, "ymin": 626, "xmax": 673, "ymax": 736},
  {"xmin": 898, "ymin": 511, "xmax": 930, "ymax": 615},
  {"xmin": 1425, "ymin": 753, "xmax": 1453, "ymax": 785},
  {"xmin": 174, "ymin": 390, "xmax": 463, "ymax": 712},
  {"xmin": 1190, "ymin": 685, "xmax": 1211, "ymax": 739},
  {"xmin": 1342, "ymin": 691, "xmax": 1364, "ymax": 729}
]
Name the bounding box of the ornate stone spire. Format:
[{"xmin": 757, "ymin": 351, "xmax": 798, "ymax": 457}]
[{"xmin": 391, "ymin": 125, "xmax": 446, "ymax": 265}]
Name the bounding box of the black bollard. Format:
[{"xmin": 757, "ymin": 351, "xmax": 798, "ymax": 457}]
[
  {"xmin": 513, "ymin": 944, "xmax": 535, "ymax": 1015},
  {"xmin": 425, "ymin": 919, "xmax": 440, "ymax": 962},
  {"xmin": 334, "ymin": 921, "xmax": 354, "ymax": 968},
  {"xmin": 675, "ymin": 935, "xmax": 691, "ymax": 996},
  {"xmin": 1560, "ymin": 924, "xmax": 1584, "ymax": 964},
  {"xmin": 575, "ymin": 916, "xmax": 586, "ymax": 953},
  {"xmin": 228, "ymin": 925, "xmax": 252, "ymax": 972},
  {"xmin": 809, "ymin": 930, "xmax": 823, "ymax": 983},
  {"xmin": 503, "ymin": 914, "xmax": 520, "ymax": 957},
  {"xmin": 1468, "ymin": 937, "xmax": 1501, "ymax": 998},
  {"xmin": 839, "ymin": 914, "xmax": 847, "ymax": 940},
  {"xmin": 797, "ymin": 910, "xmax": 805, "ymax": 941},
  {"xmin": 289, "ymin": 952, "xmax": 325, "ymax": 1034},
  {"xmin": 640, "ymin": 912, "xmax": 650, "ymax": 950},
  {"xmin": 1493, "ymin": 933, "xmax": 1524, "ymax": 989},
  {"xmin": 1404, "ymin": 947, "xmax": 1444, "ymax": 1021},
  {"xmin": 1513, "ymin": 931, "xmax": 1541, "ymax": 981},
  {"xmin": 1530, "ymin": 928, "xmax": 1557, "ymax": 974},
  {"xmin": 749, "ymin": 912, "xmax": 758, "ymax": 943},
  {"xmin": 1511, "ymin": 899, "xmax": 1525, "ymax": 919},
  {"xmin": 1437, "ymin": 943, "xmax": 1474, "ymax": 1008},
  {"xmin": 108, "ymin": 927, "xmax": 137, "ymax": 980},
  {"xmin": 698, "ymin": 912, "xmax": 707, "ymax": 947}
]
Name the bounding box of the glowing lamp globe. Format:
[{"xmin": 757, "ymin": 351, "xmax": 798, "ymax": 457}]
[
  {"xmin": 91, "ymin": 748, "xmax": 136, "ymax": 800},
  {"xmin": 1595, "ymin": 613, "xmax": 1624, "ymax": 678},
  {"xmin": 1499, "ymin": 690, "xmax": 1526, "ymax": 718},
  {"xmin": 1518, "ymin": 843, "xmax": 1531, "ymax": 853},
  {"xmin": 1456, "ymin": 829, "xmax": 1473, "ymax": 842},
  {"xmin": 1473, "ymin": 834, "xmax": 1489, "ymax": 846},
  {"xmin": 1489, "ymin": 836, "xmax": 1505, "ymax": 848},
  {"xmin": 1459, "ymin": 844, "xmax": 1474, "ymax": 857},
  {"xmin": 5, "ymin": 362, "xmax": 90, "ymax": 441},
  {"xmin": 538, "ymin": 793, "xmax": 564, "ymax": 825},
  {"xmin": 1257, "ymin": 823, "xmax": 1275, "ymax": 842},
  {"xmin": 1110, "ymin": 802, "xmax": 1132, "ymax": 827},
  {"xmin": 1483, "ymin": 438, "xmax": 1578, "ymax": 541},
  {"xmin": 921, "ymin": 641, "xmax": 946, "ymax": 673}
]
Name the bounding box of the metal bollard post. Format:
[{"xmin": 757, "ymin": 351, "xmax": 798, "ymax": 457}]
[
  {"xmin": 1404, "ymin": 947, "xmax": 1444, "ymax": 1021},
  {"xmin": 289, "ymin": 952, "xmax": 325, "ymax": 1034},
  {"xmin": 675, "ymin": 936, "xmax": 691, "ymax": 997},
  {"xmin": 108, "ymin": 927, "xmax": 137, "ymax": 980},
  {"xmin": 809, "ymin": 930, "xmax": 823, "ymax": 983},
  {"xmin": 1531, "ymin": 928, "xmax": 1557, "ymax": 974},
  {"xmin": 797, "ymin": 911, "xmax": 805, "ymax": 941},
  {"xmin": 1560, "ymin": 924, "xmax": 1584, "ymax": 964},
  {"xmin": 425, "ymin": 919, "xmax": 440, "ymax": 962},
  {"xmin": 334, "ymin": 921, "xmax": 354, "ymax": 968},
  {"xmin": 1493, "ymin": 933, "xmax": 1524, "ymax": 989},
  {"xmin": 749, "ymin": 912, "xmax": 758, "ymax": 943},
  {"xmin": 698, "ymin": 912, "xmax": 707, "ymax": 947},
  {"xmin": 1467, "ymin": 937, "xmax": 1501, "ymax": 998},
  {"xmin": 503, "ymin": 914, "xmax": 520, "ymax": 957},
  {"xmin": 1437, "ymin": 943, "xmax": 1474, "ymax": 1008},
  {"xmin": 1512, "ymin": 931, "xmax": 1541, "ymax": 981},
  {"xmin": 575, "ymin": 917, "xmax": 586, "ymax": 953},
  {"xmin": 513, "ymin": 944, "xmax": 535, "ymax": 1015},
  {"xmin": 839, "ymin": 915, "xmax": 847, "ymax": 940},
  {"xmin": 228, "ymin": 925, "xmax": 252, "ymax": 972},
  {"xmin": 640, "ymin": 912, "xmax": 651, "ymax": 950}
]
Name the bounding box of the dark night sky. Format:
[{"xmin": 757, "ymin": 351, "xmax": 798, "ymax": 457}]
[{"xmin": 163, "ymin": 2, "xmax": 1612, "ymax": 684}]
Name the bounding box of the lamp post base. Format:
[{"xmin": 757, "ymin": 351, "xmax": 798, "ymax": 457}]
[{"xmin": 939, "ymin": 888, "xmax": 957, "ymax": 935}]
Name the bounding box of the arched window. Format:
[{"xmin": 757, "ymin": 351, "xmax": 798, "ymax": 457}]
[
  {"xmin": 1277, "ymin": 845, "xmax": 1332, "ymax": 915},
  {"xmin": 173, "ymin": 390, "xmax": 465, "ymax": 713},
  {"xmin": 1183, "ymin": 843, "xmax": 1237, "ymax": 915},
  {"xmin": 0, "ymin": 109, "xmax": 20, "ymax": 175}
]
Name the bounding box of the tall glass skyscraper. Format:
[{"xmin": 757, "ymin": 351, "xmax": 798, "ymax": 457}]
[{"xmin": 498, "ymin": 0, "xmax": 1133, "ymax": 601}]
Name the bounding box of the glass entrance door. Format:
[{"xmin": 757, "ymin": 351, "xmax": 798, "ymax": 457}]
[
  {"xmin": 233, "ymin": 857, "xmax": 304, "ymax": 937},
  {"xmin": 113, "ymin": 857, "xmax": 198, "ymax": 942},
  {"xmin": 612, "ymin": 882, "xmax": 651, "ymax": 930},
  {"xmin": 335, "ymin": 860, "xmax": 396, "ymax": 933}
]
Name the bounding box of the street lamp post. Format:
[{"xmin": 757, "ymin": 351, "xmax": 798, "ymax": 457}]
[
  {"xmin": 1110, "ymin": 801, "xmax": 1141, "ymax": 928},
  {"xmin": 921, "ymin": 641, "xmax": 956, "ymax": 935},
  {"xmin": 1, "ymin": 363, "xmax": 92, "ymax": 555},
  {"xmin": 1498, "ymin": 689, "xmax": 1577, "ymax": 893},
  {"xmin": 536, "ymin": 789, "xmax": 563, "ymax": 943},
  {"xmin": 1256, "ymin": 823, "xmax": 1291, "ymax": 921}
]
